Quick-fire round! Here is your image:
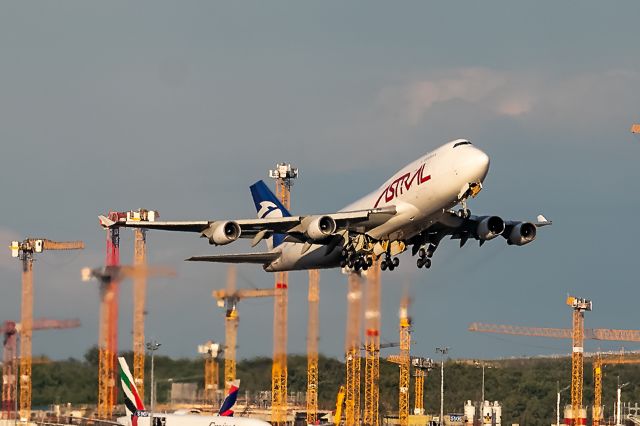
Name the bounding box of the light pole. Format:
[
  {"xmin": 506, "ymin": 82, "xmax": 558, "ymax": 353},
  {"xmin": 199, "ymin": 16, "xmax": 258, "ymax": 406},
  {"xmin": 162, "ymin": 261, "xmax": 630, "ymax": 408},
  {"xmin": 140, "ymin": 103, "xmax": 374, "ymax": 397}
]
[
  {"xmin": 474, "ymin": 361, "xmax": 491, "ymax": 403},
  {"xmin": 436, "ymin": 347, "xmax": 449, "ymax": 426},
  {"xmin": 616, "ymin": 380, "xmax": 629, "ymax": 426},
  {"xmin": 556, "ymin": 382, "xmax": 570, "ymax": 426},
  {"xmin": 146, "ymin": 340, "xmax": 161, "ymax": 426}
]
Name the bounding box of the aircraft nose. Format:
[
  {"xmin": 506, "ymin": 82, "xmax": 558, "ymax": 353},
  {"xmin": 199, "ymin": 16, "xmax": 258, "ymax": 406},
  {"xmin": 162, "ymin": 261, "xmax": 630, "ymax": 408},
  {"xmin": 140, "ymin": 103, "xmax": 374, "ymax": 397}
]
[{"xmin": 475, "ymin": 149, "xmax": 490, "ymax": 181}]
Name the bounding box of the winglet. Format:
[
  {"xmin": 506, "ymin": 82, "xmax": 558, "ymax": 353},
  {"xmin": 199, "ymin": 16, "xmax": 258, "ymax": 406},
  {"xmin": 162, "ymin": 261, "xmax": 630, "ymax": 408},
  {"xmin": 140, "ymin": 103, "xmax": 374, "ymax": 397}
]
[
  {"xmin": 535, "ymin": 214, "xmax": 552, "ymax": 227},
  {"xmin": 99, "ymin": 215, "xmax": 116, "ymax": 228}
]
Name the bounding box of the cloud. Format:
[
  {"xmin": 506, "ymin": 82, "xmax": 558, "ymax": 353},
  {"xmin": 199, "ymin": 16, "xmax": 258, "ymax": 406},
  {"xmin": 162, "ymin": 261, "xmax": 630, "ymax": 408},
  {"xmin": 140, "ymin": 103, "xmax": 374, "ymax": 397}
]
[{"xmin": 379, "ymin": 67, "xmax": 640, "ymax": 127}]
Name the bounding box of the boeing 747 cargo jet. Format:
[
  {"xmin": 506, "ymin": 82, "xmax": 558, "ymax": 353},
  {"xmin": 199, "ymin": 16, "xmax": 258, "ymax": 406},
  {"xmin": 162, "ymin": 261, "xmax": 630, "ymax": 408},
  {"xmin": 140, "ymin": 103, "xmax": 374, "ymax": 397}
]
[{"xmin": 100, "ymin": 139, "xmax": 550, "ymax": 272}]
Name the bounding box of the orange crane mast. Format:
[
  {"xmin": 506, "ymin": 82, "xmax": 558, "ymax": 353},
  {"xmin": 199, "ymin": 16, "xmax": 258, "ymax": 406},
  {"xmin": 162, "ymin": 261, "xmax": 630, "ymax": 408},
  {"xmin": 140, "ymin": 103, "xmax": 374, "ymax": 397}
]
[
  {"xmin": 307, "ymin": 269, "xmax": 320, "ymax": 425},
  {"xmin": 213, "ymin": 265, "xmax": 276, "ymax": 390},
  {"xmin": 10, "ymin": 238, "xmax": 84, "ymax": 421},
  {"xmin": 344, "ymin": 273, "xmax": 363, "ymax": 426},
  {"xmin": 269, "ymin": 163, "xmax": 297, "ymax": 425},
  {"xmin": 1, "ymin": 318, "xmax": 81, "ymax": 420},
  {"xmin": 631, "ymin": 123, "xmax": 640, "ymax": 134},
  {"xmin": 363, "ymin": 261, "xmax": 381, "ymax": 426}
]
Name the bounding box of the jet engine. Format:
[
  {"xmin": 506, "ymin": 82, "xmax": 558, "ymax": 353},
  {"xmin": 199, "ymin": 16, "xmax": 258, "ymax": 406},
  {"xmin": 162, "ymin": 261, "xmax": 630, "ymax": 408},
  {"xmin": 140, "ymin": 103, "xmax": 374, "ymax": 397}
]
[
  {"xmin": 203, "ymin": 221, "xmax": 242, "ymax": 245},
  {"xmin": 476, "ymin": 216, "xmax": 505, "ymax": 240},
  {"xmin": 304, "ymin": 215, "xmax": 337, "ymax": 241},
  {"xmin": 506, "ymin": 222, "xmax": 536, "ymax": 246}
]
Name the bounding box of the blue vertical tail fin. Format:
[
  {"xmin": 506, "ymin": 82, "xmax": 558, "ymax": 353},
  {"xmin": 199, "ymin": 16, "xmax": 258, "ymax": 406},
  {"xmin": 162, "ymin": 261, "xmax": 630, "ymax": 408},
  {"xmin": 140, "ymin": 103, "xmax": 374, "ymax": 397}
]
[{"xmin": 249, "ymin": 180, "xmax": 291, "ymax": 249}]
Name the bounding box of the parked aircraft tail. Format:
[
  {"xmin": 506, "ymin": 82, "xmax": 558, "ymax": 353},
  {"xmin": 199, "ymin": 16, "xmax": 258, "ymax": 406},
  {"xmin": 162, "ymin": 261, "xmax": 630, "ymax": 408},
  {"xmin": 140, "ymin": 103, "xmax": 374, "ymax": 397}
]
[
  {"xmin": 118, "ymin": 357, "xmax": 147, "ymax": 422},
  {"xmin": 218, "ymin": 380, "xmax": 241, "ymax": 416}
]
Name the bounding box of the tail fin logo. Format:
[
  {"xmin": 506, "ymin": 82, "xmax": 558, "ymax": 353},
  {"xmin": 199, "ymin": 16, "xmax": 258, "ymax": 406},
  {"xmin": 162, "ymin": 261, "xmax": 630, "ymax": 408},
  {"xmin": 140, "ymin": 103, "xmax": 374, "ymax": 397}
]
[
  {"xmin": 258, "ymin": 201, "xmax": 281, "ymax": 219},
  {"xmin": 218, "ymin": 380, "xmax": 240, "ymax": 417},
  {"xmin": 118, "ymin": 357, "xmax": 147, "ymax": 425}
]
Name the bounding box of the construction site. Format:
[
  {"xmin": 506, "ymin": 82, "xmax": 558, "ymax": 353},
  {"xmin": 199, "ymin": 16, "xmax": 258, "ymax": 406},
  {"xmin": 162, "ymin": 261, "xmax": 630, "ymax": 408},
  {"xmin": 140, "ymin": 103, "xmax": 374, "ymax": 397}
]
[{"xmin": 2, "ymin": 4, "xmax": 640, "ymax": 426}]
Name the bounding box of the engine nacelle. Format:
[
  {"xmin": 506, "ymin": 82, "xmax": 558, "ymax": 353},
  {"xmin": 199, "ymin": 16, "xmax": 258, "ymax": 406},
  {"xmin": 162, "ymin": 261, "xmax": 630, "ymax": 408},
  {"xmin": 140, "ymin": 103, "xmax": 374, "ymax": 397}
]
[
  {"xmin": 304, "ymin": 215, "xmax": 337, "ymax": 241},
  {"xmin": 507, "ymin": 222, "xmax": 536, "ymax": 246},
  {"xmin": 476, "ymin": 216, "xmax": 505, "ymax": 241},
  {"xmin": 204, "ymin": 221, "xmax": 241, "ymax": 245}
]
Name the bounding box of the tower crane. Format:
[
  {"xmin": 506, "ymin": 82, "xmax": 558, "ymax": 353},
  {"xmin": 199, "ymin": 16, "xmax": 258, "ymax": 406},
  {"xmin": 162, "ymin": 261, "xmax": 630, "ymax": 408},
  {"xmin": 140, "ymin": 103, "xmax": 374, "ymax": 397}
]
[
  {"xmin": 307, "ymin": 269, "xmax": 320, "ymax": 425},
  {"xmin": 1, "ymin": 318, "xmax": 80, "ymax": 420},
  {"xmin": 83, "ymin": 257, "xmax": 174, "ymax": 419},
  {"xmin": 363, "ymin": 261, "xmax": 381, "ymax": 426},
  {"xmin": 469, "ymin": 296, "xmax": 640, "ymax": 426},
  {"xmin": 198, "ymin": 341, "xmax": 221, "ymax": 410},
  {"xmin": 128, "ymin": 209, "xmax": 158, "ymax": 400},
  {"xmin": 411, "ymin": 357, "xmax": 434, "ymax": 416},
  {"xmin": 344, "ymin": 272, "xmax": 363, "ymax": 426},
  {"xmin": 213, "ymin": 265, "xmax": 276, "ymax": 390},
  {"xmin": 385, "ymin": 295, "xmax": 411, "ymax": 426},
  {"xmin": 10, "ymin": 238, "xmax": 84, "ymax": 421},
  {"xmin": 592, "ymin": 353, "xmax": 640, "ymax": 426},
  {"xmin": 268, "ymin": 162, "xmax": 297, "ymax": 425}
]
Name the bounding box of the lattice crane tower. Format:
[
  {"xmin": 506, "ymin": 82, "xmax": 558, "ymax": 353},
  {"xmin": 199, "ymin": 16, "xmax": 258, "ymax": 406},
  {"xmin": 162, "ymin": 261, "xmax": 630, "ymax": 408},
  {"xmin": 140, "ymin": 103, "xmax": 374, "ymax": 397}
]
[
  {"xmin": 1, "ymin": 319, "xmax": 80, "ymax": 420},
  {"xmin": 592, "ymin": 352, "xmax": 640, "ymax": 426},
  {"xmin": 213, "ymin": 265, "xmax": 276, "ymax": 391},
  {"xmin": 363, "ymin": 261, "xmax": 381, "ymax": 426},
  {"xmin": 10, "ymin": 238, "xmax": 84, "ymax": 421},
  {"xmin": 130, "ymin": 209, "xmax": 158, "ymax": 400},
  {"xmin": 398, "ymin": 296, "xmax": 411, "ymax": 426},
  {"xmin": 306, "ymin": 269, "xmax": 320, "ymax": 425},
  {"xmin": 198, "ymin": 341, "xmax": 221, "ymax": 409},
  {"xmin": 411, "ymin": 357, "xmax": 434, "ymax": 416},
  {"xmin": 268, "ymin": 162, "xmax": 297, "ymax": 425},
  {"xmin": 344, "ymin": 272, "xmax": 363, "ymax": 426},
  {"xmin": 566, "ymin": 296, "xmax": 592, "ymax": 426}
]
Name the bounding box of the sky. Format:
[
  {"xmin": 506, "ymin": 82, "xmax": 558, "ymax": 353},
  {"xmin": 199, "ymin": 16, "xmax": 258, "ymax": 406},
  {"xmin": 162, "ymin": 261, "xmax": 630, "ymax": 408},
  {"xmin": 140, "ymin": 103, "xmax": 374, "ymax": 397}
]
[{"xmin": 1, "ymin": 2, "xmax": 640, "ymax": 363}]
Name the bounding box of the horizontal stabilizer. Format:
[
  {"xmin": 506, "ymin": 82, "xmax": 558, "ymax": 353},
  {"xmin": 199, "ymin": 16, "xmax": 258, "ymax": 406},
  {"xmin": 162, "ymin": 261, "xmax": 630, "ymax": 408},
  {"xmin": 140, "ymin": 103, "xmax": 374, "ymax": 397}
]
[
  {"xmin": 186, "ymin": 252, "xmax": 280, "ymax": 264},
  {"xmin": 535, "ymin": 214, "xmax": 552, "ymax": 227}
]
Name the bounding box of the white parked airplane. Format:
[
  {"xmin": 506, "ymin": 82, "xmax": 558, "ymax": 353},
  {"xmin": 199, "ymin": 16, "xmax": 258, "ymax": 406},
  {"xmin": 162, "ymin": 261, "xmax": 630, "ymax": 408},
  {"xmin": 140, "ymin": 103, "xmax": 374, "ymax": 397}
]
[
  {"xmin": 100, "ymin": 139, "xmax": 550, "ymax": 272},
  {"xmin": 117, "ymin": 357, "xmax": 271, "ymax": 426}
]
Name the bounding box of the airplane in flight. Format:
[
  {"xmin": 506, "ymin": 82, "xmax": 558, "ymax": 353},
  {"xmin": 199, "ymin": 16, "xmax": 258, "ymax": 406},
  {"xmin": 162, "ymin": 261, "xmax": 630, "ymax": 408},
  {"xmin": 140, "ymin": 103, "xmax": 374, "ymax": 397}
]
[
  {"xmin": 100, "ymin": 139, "xmax": 550, "ymax": 272},
  {"xmin": 117, "ymin": 357, "xmax": 272, "ymax": 426}
]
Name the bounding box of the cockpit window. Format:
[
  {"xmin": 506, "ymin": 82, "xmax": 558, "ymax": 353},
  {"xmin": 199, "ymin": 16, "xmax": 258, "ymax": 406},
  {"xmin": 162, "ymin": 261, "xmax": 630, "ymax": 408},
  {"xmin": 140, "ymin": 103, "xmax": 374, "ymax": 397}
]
[{"xmin": 453, "ymin": 141, "xmax": 472, "ymax": 148}]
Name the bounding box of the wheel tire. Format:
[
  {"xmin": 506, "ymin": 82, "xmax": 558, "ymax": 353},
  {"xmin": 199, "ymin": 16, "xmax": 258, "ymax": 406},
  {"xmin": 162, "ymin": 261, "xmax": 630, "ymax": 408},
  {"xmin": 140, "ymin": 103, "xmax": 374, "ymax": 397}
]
[
  {"xmin": 424, "ymin": 258, "xmax": 431, "ymax": 269},
  {"xmin": 367, "ymin": 257, "xmax": 373, "ymax": 267},
  {"xmin": 393, "ymin": 257, "xmax": 400, "ymax": 267},
  {"xmin": 380, "ymin": 261, "xmax": 387, "ymax": 271},
  {"xmin": 362, "ymin": 264, "xmax": 368, "ymax": 271},
  {"xmin": 347, "ymin": 259, "xmax": 354, "ymax": 268},
  {"xmin": 388, "ymin": 264, "xmax": 395, "ymax": 271},
  {"xmin": 340, "ymin": 260, "xmax": 347, "ymax": 268},
  {"xmin": 418, "ymin": 248, "xmax": 426, "ymax": 258},
  {"xmin": 417, "ymin": 258, "xmax": 424, "ymax": 268}
]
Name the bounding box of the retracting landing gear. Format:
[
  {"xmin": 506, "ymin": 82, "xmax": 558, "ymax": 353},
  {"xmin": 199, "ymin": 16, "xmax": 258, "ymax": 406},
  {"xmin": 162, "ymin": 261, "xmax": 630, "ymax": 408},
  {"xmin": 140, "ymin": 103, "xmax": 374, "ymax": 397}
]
[
  {"xmin": 416, "ymin": 243, "xmax": 437, "ymax": 269},
  {"xmin": 380, "ymin": 252, "xmax": 399, "ymax": 272},
  {"xmin": 339, "ymin": 245, "xmax": 373, "ymax": 272}
]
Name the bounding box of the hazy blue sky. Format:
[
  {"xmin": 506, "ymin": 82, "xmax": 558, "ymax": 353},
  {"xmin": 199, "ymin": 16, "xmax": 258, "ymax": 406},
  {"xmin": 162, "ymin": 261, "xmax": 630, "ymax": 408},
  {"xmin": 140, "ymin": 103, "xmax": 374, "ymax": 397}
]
[{"xmin": 1, "ymin": 2, "xmax": 640, "ymax": 363}]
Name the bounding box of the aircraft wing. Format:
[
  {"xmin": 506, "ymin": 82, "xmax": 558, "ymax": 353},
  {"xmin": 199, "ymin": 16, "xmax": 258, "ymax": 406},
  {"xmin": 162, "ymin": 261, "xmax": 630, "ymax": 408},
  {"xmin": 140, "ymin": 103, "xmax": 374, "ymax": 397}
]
[
  {"xmin": 408, "ymin": 210, "xmax": 551, "ymax": 252},
  {"xmin": 99, "ymin": 206, "xmax": 396, "ymax": 245},
  {"xmin": 186, "ymin": 252, "xmax": 280, "ymax": 264}
]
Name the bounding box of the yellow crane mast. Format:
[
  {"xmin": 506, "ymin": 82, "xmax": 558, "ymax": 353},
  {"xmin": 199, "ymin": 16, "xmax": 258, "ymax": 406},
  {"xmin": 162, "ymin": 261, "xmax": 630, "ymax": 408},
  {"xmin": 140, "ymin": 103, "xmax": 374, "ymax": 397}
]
[
  {"xmin": 269, "ymin": 163, "xmax": 297, "ymax": 425},
  {"xmin": 129, "ymin": 209, "xmax": 158, "ymax": 400},
  {"xmin": 213, "ymin": 265, "xmax": 276, "ymax": 390},
  {"xmin": 198, "ymin": 341, "xmax": 221, "ymax": 409},
  {"xmin": 386, "ymin": 295, "xmax": 411, "ymax": 426},
  {"xmin": 345, "ymin": 273, "xmax": 363, "ymax": 426},
  {"xmin": 592, "ymin": 352, "xmax": 640, "ymax": 426},
  {"xmin": 411, "ymin": 358, "xmax": 434, "ymax": 416},
  {"xmin": 566, "ymin": 296, "xmax": 592, "ymax": 426},
  {"xmin": 363, "ymin": 261, "xmax": 381, "ymax": 426},
  {"xmin": 10, "ymin": 238, "xmax": 84, "ymax": 421},
  {"xmin": 307, "ymin": 269, "xmax": 320, "ymax": 425}
]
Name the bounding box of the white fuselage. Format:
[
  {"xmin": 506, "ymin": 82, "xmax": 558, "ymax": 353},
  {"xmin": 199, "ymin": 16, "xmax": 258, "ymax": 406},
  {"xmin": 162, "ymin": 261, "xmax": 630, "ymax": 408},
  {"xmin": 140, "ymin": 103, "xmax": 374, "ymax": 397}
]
[
  {"xmin": 117, "ymin": 413, "xmax": 272, "ymax": 426},
  {"xmin": 265, "ymin": 140, "xmax": 490, "ymax": 271}
]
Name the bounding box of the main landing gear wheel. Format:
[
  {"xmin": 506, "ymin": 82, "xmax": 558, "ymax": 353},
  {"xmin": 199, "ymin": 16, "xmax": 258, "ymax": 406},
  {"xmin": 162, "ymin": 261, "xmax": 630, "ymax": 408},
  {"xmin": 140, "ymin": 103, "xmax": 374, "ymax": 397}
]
[
  {"xmin": 457, "ymin": 208, "xmax": 471, "ymax": 219},
  {"xmin": 417, "ymin": 258, "xmax": 431, "ymax": 269}
]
